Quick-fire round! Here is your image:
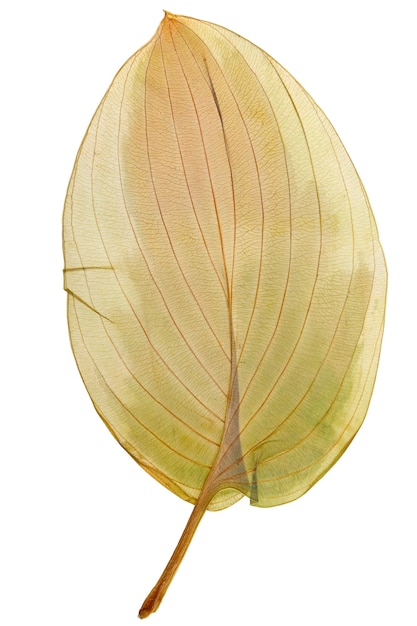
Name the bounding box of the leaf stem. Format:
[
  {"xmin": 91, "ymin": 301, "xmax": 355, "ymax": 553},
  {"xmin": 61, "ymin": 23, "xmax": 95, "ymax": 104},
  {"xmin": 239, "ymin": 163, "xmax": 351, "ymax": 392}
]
[{"xmin": 138, "ymin": 488, "xmax": 213, "ymax": 619}]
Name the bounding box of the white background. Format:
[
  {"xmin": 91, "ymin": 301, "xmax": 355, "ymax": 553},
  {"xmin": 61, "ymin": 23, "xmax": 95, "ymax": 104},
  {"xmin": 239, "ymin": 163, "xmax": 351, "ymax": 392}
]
[{"xmin": 1, "ymin": 1, "xmax": 415, "ymax": 624}]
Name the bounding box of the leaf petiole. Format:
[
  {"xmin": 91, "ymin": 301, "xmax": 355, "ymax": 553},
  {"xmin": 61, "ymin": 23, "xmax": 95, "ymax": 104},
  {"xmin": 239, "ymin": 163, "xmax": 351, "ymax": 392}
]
[{"xmin": 138, "ymin": 486, "xmax": 214, "ymax": 619}]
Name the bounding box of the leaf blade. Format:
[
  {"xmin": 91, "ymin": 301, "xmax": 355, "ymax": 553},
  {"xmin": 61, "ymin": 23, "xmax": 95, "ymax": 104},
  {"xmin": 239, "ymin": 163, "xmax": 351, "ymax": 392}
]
[{"xmin": 63, "ymin": 11, "xmax": 387, "ymax": 615}]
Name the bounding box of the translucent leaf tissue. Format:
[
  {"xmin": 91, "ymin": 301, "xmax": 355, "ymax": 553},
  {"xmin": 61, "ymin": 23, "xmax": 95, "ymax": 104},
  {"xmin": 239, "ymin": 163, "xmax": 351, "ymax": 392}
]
[{"xmin": 63, "ymin": 12, "xmax": 387, "ymax": 618}]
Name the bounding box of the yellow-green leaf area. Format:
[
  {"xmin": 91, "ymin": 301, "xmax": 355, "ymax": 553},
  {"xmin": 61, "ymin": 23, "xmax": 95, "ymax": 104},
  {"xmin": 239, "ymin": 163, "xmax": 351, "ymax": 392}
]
[{"xmin": 63, "ymin": 12, "xmax": 387, "ymax": 617}]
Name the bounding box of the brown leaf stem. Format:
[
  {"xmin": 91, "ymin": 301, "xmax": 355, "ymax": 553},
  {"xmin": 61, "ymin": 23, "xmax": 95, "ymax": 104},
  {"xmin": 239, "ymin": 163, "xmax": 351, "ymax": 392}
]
[{"xmin": 138, "ymin": 486, "xmax": 214, "ymax": 619}]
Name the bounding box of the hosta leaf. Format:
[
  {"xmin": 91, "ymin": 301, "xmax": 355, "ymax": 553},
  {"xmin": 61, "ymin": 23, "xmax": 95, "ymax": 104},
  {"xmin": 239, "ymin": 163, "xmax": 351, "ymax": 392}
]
[{"xmin": 63, "ymin": 12, "xmax": 387, "ymax": 617}]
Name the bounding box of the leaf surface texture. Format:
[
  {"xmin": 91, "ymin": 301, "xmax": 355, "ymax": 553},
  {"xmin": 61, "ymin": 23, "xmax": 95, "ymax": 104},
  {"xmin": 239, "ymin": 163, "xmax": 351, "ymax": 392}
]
[{"xmin": 63, "ymin": 12, "xmax": 387, "ymax": 615}]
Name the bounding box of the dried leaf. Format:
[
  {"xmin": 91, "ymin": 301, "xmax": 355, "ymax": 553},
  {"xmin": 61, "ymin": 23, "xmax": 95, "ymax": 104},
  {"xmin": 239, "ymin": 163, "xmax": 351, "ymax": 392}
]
[{"xmin": 63, "ymin": 12, "xmax": 387, "ymax": 618}]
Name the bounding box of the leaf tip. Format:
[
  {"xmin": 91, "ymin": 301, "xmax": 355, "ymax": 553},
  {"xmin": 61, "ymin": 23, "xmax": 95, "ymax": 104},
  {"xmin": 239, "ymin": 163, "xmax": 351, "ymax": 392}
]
[{"xmin": 162, "ymin": 9, "xmax": 176, "ymax": 20}]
